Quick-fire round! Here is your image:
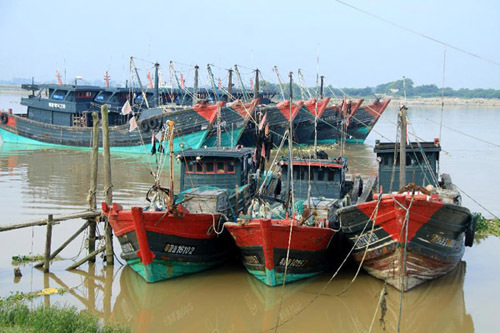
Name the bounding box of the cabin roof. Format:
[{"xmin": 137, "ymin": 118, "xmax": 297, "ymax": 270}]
[
  {"xmin": 180, "ymin": 147, "xmax": 254, "ymax": 159},
  {"xmin": 374, "ymin": 141, "xmax": 441, "ymax": 154}
]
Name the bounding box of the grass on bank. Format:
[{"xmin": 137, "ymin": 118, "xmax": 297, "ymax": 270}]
[
  {"xmin": 475, "ymin": 213, "xmax": 500, "ymax": 237},
  {"xmin": 0, "ymin": 299, "xmax": 129, "ymax": 333}
]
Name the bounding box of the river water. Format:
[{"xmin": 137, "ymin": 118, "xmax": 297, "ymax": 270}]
[{"xmin": 0, "ymin": 96, "xmax": 499, "ymax": 332}]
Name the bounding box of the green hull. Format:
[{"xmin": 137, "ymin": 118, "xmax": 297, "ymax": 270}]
[
  {"xmin": 127, "ymin": 257, "xmax": 224, "ymax": 283},
  {"xmin": 0, "ymin": 127, "xmax": 208, "ymax": 154},
  {"xmin": 247, "ymin": 268, "xmax": 320, "ymax": 287}
]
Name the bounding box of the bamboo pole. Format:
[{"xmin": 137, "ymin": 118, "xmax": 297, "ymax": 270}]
[
  {"xmin": 35, "ymin": 220, "xmax": 91, "ymax": 268},
  {"xmin": 43, "ymin": 215, "xmax": 53, "ymax": 273},
  {"xmin": 66, "ymin": 246, "xmax": 106, "ymax": 271},
  {"xmin": 0, "ymin": 211, "xmax": 100, "ymax": 233},
  {"xmin": 88, "ymin": 112, "xmax": 99, "ymax": 262},
  {"xmin": 101, "ymin": 105, "xmax": 114, "ymax": 265},
  {"xmin": 399, "ymin": 105, "xmax": 407, "ymax": 189}
]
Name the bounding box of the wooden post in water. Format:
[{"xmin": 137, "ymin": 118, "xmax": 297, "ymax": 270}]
[
  {"xmin": 101, "ymin": 105, "xmax": 114, "ymax": 265},
  {"xmin": 44, "ymin": 215, "xmax": 53, "ymax": 273},
  {"xmin": 399, "ymin": 105, "xmax": 408, "ymax": 189},
  {"xmin": 88, "ymin": 112, "xmax": 99, "ymax": 262}
]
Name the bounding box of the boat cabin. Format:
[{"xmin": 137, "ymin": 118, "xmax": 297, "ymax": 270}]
[
  {"xmin": 375, "ymin": 140, "xmax": 441, "ymax": 193},
  {"xmin": 21, "ymin": 84, "xmax": 102, "ymax": 127},
  {"xmin": 280, "ymin": 157, "xmax": 348, "ymax": 201},
  {"xmin": 179, "ymin": 147, "xmax": 255, "ymax": 192}
]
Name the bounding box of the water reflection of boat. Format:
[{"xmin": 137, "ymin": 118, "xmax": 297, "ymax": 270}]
[{"xmin": 333, "ymin": 261, "xmax": 474, "ymax": 332}]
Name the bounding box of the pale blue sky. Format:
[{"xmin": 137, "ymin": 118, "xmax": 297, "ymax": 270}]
[{"xmin": 1, "ymin": 0, "xmax": 499, "ymax": 89}]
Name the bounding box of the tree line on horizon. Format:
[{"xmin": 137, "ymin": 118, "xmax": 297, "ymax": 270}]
[{"xmin": 259, "ymin": 78, "xmax": 500, "ymax": 100}]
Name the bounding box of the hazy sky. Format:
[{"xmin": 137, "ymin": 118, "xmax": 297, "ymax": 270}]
[{"xmin": 1, "ymin": 0, "xmax": 499, "ymax": 89}]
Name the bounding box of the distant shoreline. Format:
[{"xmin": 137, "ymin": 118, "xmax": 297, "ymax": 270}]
[
  {"xmin": 389, "ymin": 97, "xmax": 500, "ymax": 107},
  {"xmin": 1, "ymin": 84, "xmax": 500, "ymax": 106}
]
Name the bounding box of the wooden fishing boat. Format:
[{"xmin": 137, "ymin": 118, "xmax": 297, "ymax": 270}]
[
  {"xmin": 102, "ymin": 122, "xmax": 256, "ymax": 282},
  {"xmin": 226, "ymin": 73, "xmax": 362, "ymax": 286},
  {"xmin": 313, "ymin": 98, "xmax": 391, "ymax": 144},
  {"xmin": 337, "ymin": 106, "xmax": 476, "ymax": 291},
  {"xmin": 203, "ymin": 98, "xmax": 259, "ymax": 148}
]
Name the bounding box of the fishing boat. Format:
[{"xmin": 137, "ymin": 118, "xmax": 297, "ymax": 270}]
[
  {"xmin": 0, "ymin": 63, "xmax": 228, "ymax": 153},
  {"xmin": 102, "ymin": 121, "xmax": 256, "ymax": 282},
  {"xmin": 336, "ymin": 105, "xmax": 476, "ymax": 291},
  {"xmin": 203, "ymin": 99, "xmax": 259, "ymax": 148},
  {"xmin": 225, "ymin": 73, "xmax": 362, "ymax": 286},
  {"xmin": 312, "ymin": 98, "xmax": 391, "ymax": 144}
]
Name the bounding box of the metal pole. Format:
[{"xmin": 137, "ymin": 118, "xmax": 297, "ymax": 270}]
[{"xmin": 101, "ymin": 105, "xmax": 114, "ymax": 265}]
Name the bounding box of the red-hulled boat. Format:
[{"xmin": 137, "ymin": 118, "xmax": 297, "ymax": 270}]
[
  {"xmin": 337, "ymin": 106, "xmax": 476, "ymax": 291},
  {"xmin": 102, "ymin": 203, "xmax": 230, "ymax": 283},
  {"xmin": 102, "ymin": 121, "xmax": 256, "ymax": 283},
  {"xmin": 225, "ymin": 217, "xmax": 335, "ymax": 286}
]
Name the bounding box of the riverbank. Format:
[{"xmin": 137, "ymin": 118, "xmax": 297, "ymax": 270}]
[{"xmin": 0, "ymin": 301, "xmax": 129, "ymax": 332}]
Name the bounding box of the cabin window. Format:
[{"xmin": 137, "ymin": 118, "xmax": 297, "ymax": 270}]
[
  {"xmin": 196, "ymin": 162, "xmax": 203, "ymax": 173},
  {"xmin": 77, "ymin": 91, "xmax": 93, "ymax": 98},
  {"xmin": 186, "ymin": 162, "xmax": 194, "ymax": 173},
  {"xmin": 66, "ymin": 92, "xmax": 75, "ymax": 102},
  {"xmin": 227, "ymin": 161, "xmax": 235, "ymax": 173},
  {"xmin": 205, "ymin": 161, "xmax": 214, "ymax": 173},
  {"xmin": 328, "ymin": 169, "xmax": 335, "ymax": 181},
  {"xmin": 300, "ymin": 167, "xmax": 306, "ymax": 180},
  {"xmin": 52, "ymin": 91, "xmax": 65, "ymax": 100},
  {"xmin": 317, "ymin": 169, "xmax": 325, "ymax": 181},
  {"xmin": 216, "ymin": 161, "xmax": 225, "ymax": 174}
]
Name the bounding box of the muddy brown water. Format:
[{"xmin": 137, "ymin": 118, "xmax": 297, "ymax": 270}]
[{"xmin": 0, "ymin": 101, "xmax": 499, "ymax": 332}]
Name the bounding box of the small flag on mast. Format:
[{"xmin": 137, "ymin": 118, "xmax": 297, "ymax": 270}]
[
  {"xmin": 129, "ymin": 116, "xmax": 138, "ymax": 132},
  {"xmin": 121, "ymin": 100, "xmax": 132, "ymax": 115},
  {"xmin": 180, "ymin": 74, "xmax": 185, "ymax": 89}
]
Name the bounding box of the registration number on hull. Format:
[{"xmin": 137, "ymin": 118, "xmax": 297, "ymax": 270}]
[{"xmin": 164, "ymin": 244, "xmax": 195, "ymax": 255}]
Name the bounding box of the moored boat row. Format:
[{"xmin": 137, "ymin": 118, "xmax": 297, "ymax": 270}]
[
  {"xmin": 0, "ymin": 63, "xmax": 391, "ymax": 152},
  {"xmin": 98, "ymin": 76, "xmax": 475, "ymax": 293}
]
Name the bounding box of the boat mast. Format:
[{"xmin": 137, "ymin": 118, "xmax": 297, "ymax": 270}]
[
  {"xmin": 273, "ymin": 66, "xmax": 286, "ymax": 101},
  {"xmin": 399, "ymin": 105, "xmax": 408, "ymax": 189},
  {"xmin": 320, "ymin": 75, "xmax": 324, "ymax": 99},
  {"xmin": 207, "ymin": 64, "xmax": 222, "ymax": 147},
  {"xmin": 167, "ymin": 120, "xmax": 175, "ymax": 210},
  {"xmin": 234, "ymin": 65, "xmax": 249, "ymax": 102},
  {"xmin": 297, "ymin": 69, "xmax": 312, "ymax": 100},
  {"xmin": 193, "ymin": 65, "xmax": 199, "ymax": 105},
  {"xmin": 130, "ymin": 57, "xmax": 150, "ymax": 109},
  {"xmin": 206, "ymin": 64, "xmax": 220, "ymax": 102},
  {"xmin": 154, "ymin": 62, "xmax": 160, "ymax": 107},
  {"xmin": 227, "ymin": 69, "xmax": 233, "ymax": 102},
  {"xmin": 254, "ymin": 68, "xmax": 260, "ymax": 100},
  {"xmin": 286, "ymin": 71, "xmax": 295, "ymax": 215}
]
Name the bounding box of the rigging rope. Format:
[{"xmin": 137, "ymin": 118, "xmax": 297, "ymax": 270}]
[{"xmin": 335, "ymin": 0, "xmax": 500, "ymax": 67}]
